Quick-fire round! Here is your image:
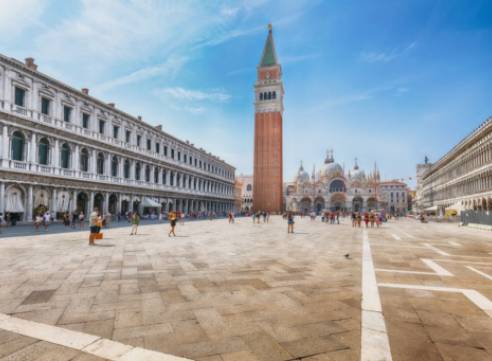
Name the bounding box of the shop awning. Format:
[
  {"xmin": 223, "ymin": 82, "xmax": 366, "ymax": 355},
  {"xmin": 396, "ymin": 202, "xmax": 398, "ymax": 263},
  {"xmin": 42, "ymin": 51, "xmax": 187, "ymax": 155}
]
[
  {"xmin": 446, "ymin": 202, "xmax": 462, "ymax": 212},
  {"xmin": 424, "ymin": 206, "xmax": 438, "ymax": 212},
  {"xmin": 142, "ymin": 197, "xmax": 161, "ymax": 208}
]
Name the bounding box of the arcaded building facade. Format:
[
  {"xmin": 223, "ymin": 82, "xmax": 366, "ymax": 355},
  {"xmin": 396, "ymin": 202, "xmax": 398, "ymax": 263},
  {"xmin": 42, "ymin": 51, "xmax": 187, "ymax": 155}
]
[
  {"xmin": 419, "ymin": 116, "xmax": 492, "ymax": 214},
  {"xmin": 253, "ymin": 25, "xmax": 284, "ymax": 213},
  {"xmin": 0, "ymin": 54, "xmax": 235, "ymax": 222}
]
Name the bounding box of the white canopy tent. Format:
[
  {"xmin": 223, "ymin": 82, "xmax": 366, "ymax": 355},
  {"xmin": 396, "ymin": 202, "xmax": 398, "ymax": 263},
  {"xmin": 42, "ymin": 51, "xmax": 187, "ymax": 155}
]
[{"xmin": 142, "ymin": 197, "xmax": 161, "ymax": 208}]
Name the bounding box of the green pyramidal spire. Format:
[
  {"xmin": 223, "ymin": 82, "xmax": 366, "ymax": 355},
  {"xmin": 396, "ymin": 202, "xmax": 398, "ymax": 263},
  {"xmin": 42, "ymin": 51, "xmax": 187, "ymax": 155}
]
[{"xmin": 259, "ymin": 24, "xmax": 278, "ymax": 67}]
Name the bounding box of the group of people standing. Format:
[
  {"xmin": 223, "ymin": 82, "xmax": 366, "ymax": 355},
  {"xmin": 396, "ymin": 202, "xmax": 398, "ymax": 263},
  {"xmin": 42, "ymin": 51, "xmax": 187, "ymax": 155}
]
[
  {"xmin": 253, "ymin": 211, "xmax": 270, "ymax": 224},
  {"xmin": 88, "ymin": 209, "xmax": 180, "ymax": 245},
  {"xmin": 351, "ymin": 211, "xmax": 384, "ymax": 228}
]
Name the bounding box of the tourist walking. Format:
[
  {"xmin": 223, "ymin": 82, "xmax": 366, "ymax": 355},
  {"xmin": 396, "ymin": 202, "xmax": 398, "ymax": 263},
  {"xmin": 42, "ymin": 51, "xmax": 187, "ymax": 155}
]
[
  {"xmin": 287, "ymin": 212, "xmax": 295, "ymax": 233},
  {"xmin": 63, "ymin": 212, "xmax": 70, "ymax": 227},
  {"xmin": 356, "ymin": 212, "xmax": 362, "ymax": 228},
  {"xmin": 364, "ymin": 212, "xmax": 369, "ymax": 228},
  {"xmin": 78, "ymin": 211, "xmax": 85, "ymax": 228},
  {"xmin": 130, "ymin": 212, "xmax": 140, "ymax": 235},
  {"xmin": 34, "ymin": 213, "xmax": 42, "ymax": 231},
  {"xmin": 228, "ymin": 212, "xmax": 235, "ymax": 224},
  {"xmin": 369, "ymin": 212, "xmax": 375, "ymax": 228},
  {"xmin": 351, "ymin": 212, "xmax": 356, "ymax": 228},
  {"xmin": 376, "ymin": 213, "xmax": 382, "ymax": 228},
  {"xmin": 88, "ymin": 208, "xmax": 99, "ymax": 246},
  {"xmin": 168, "ymin": 211, "xmax": 177, "ymax": 237},
  {"xmin": 43, "ymin": 211, "xmax": 51, "ymax": 230}
]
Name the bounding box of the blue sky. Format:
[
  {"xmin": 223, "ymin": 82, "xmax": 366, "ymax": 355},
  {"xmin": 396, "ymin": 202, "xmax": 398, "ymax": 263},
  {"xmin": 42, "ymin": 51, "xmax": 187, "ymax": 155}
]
[{"xmin": 1, "ymin": 0, "xmax": 491, "ymax": 186}]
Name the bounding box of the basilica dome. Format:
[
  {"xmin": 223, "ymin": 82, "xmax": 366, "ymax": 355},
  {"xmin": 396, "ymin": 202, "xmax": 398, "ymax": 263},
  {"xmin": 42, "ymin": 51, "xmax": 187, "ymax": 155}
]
[
  {"xmin": 322, "ymin": 162, "xmax": 344, "ymax": 179},
  {"xmin": 350, "ymin": 159, "xmax": 366, "ymax": 182},
  {"xmin": 321, "ymin": 149, "xmax": 343, "ymax": 179},
  {"xmin": 296, "ymin": 163, "xmax": 310, "ymax": 183}
]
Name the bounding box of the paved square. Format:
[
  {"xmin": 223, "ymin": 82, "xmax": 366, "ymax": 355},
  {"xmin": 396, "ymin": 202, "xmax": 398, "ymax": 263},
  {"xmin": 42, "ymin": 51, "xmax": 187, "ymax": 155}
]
[{"xmin": 0, "ymin": 217, "xmax": 491, "ymax": 360}]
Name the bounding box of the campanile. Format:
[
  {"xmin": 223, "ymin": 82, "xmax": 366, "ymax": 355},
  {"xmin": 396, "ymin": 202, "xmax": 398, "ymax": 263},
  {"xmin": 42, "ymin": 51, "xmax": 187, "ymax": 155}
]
[{"xmin": 253, "ymin": 24, "xmax": 284, "ymax": 213}]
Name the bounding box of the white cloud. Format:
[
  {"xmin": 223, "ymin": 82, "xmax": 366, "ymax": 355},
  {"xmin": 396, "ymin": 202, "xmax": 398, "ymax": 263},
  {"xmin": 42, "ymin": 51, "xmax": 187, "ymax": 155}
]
[
  {"xmin": 155, "ymin": 87, "xmax": 231, "ymax": 102},
  {"xmin": 0, "ymin": 0, "xmax": 45, "ymax": 37},
  {"xmin": 29, "ymin": 0, "xmax": 275, "ymax": 90}
]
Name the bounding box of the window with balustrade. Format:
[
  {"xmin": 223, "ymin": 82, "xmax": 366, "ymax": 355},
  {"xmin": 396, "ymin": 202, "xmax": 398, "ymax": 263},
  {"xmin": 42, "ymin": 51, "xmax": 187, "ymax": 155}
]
[
  {"xmin": 80, "ymin": 148, "xmax": 89, "ymax": 172},
  {"xmin": 145, "ymin": 165, "xmax": 150, "ymax": 182},
  {"xmin": 82, "ymin": 113, "xmax": 90, "ymax": 129},
  {"xmin": 124, "ymin": 160, "xmax": 130, "ymax": 179},
  {"xmin": 41, "ymin": 97, "xmax": 50, "ymax": 115},
  {"xmin": 97, "ymin": 153, "xmax": 105, "ymax": 175},
  {"xmin": 14, "ymin": 87, "xmax": 25, "ymax": 107},
  {"xmin": 111, "ymin": 156, "xmax": 118, "ymax": 177},
  {"xmin": 98, "ymin": 120, "xmax": 105, "ymax": 135},
  {"xmin": 60, "ymin": 143, "xmax": 70, "ymax": 168},
  {"xmin": 38, "ymin": 138, "xmax": 49, "ymax": 165},
  {"xmin": 135, "ymin": 162, "xmax": 141, "ymax": 180},
  {"xmin": 11, "ymin": 131, "xmax": 25, "ymax": 161},
  {"xmin": 63, "ymin": 106, "xmax": 72, "ymax": 122},
  {"xmin": 113, "ymin": 126, "xmax": 119, "ymax": 139}
]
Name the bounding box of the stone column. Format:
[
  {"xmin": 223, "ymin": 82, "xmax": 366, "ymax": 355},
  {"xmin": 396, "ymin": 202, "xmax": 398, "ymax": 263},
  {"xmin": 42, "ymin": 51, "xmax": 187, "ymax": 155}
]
[
  {"xmin": 119, "ymin": 158, "xmax": 124, "ymax": 180},
  {"xmin": 26, "ymin": 185, "xmax": 33, "ymax": 221},
  {"xmin": 130, "ymin": 161, "xmax": 135, "ymax": 181},
  {"xmin": 30, "ymin": 133, "xmax": 36, "ymax": 163},
  {"xmin": 53, "ymin": 139, "xmax": 60, "ymax": 168},
  {"xmin": 90, "ymin": 149, "xmax": 96, "ymax": 174},
  {"xmin": 1, "ymin": 125, "xmax": 9, "ymax": 162},
  {"xmin": 116, "ymin": 194, "xmax": 122, "ymax": 214},
  {"xmin": 71, "ymin": 191, "xmax": 77, "ymax": 213},
  {"xmin": 105, "ymin": 154, "xmax": 111, "ymax": 176},
  {"xmin": 104, "ymin": 193, "xmax": 109, "ymax": 214},
  {"xmin": 89, "ymin": 191, "xmax": 95, "ymax": 214},
  {"xmin": 0, "ymin": 182, "xmax": 5, "ymax": 215},
  {"xmin": 51, "ymin": 189, "xmax": 58, "ymax": 213},
  {"xmin": 74, "ymin": 145, "xmax": 80, "ymax": 172}
]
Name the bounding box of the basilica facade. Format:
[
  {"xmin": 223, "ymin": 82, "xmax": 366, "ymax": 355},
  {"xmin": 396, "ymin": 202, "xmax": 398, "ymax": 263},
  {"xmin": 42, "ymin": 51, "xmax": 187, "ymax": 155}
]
[
  {"xmin": 0, "ymin": 55, "xmax": 235, "ymax": 222},
  {"xmin": 285, "ymin": 150, "xmax": 383, "ymax": 214}
]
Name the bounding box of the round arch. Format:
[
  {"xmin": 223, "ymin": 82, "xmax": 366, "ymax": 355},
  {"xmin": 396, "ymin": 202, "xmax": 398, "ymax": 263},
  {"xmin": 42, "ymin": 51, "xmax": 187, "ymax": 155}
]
[
  {"xmin": 300, "ymin": 197, "xmax": 312, "ymax": 213},
  {"xmin": 352, "ymin": 196, "xmax": 363, "ymax": 212}
]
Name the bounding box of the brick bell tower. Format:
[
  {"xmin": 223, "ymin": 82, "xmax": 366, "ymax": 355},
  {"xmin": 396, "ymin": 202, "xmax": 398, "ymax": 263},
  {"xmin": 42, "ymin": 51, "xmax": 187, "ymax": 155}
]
[{"xmin": 253, "ymin": 24, "xmax": 284, "ymax": 213}]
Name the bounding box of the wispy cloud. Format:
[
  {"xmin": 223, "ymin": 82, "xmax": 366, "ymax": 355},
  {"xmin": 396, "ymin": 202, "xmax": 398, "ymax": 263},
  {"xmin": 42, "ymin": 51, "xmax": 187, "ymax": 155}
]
[
  {"xmin": 283, "ymin": 53, "xmax": 321, "ymax": 64},
  {"xmin": 360, "ymin": 41, "xmax": 417, "ymax": 63},
  {"xmin": 318, "ymin": 84, "xmax": 409, "ymax": 109},
  {"xmin": 154, "ymin": 87, "xmax": 231, "ymax": 103},
  {"xmin": 94, "ymin": 56, "xmax": 187, "ymax": 93}
]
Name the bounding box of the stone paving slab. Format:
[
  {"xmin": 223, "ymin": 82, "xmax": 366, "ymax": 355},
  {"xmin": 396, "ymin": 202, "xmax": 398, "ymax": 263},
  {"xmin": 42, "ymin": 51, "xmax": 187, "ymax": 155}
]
[{"xmin": 0, "ymin": 217, "xmax": 491, "ymax": 360}]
